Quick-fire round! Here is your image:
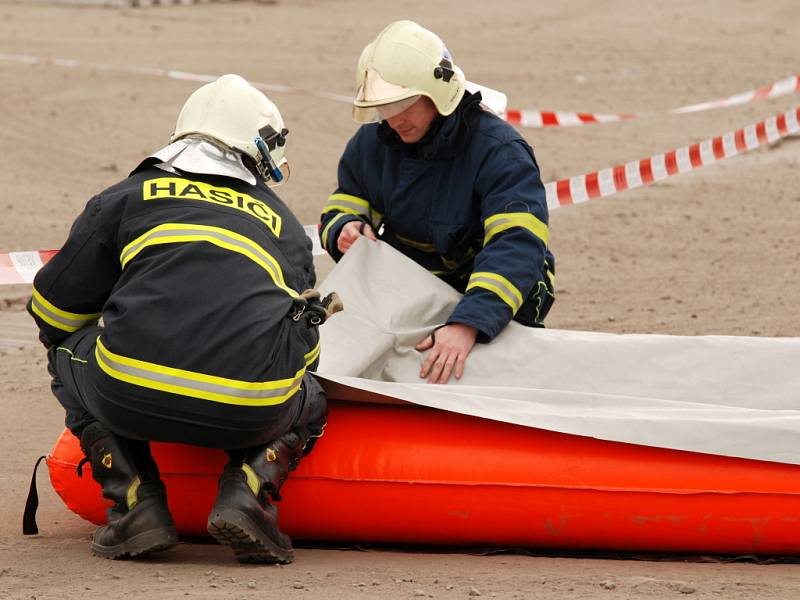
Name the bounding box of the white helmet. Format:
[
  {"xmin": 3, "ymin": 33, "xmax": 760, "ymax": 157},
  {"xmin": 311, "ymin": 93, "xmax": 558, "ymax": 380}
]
[
  {"xmin": 353, "ymin": 20, "xmax": 466, "ymax": 124},
  {"xmin": 171, "ymin": 74, "xmax": 289, "ymax": 184}
]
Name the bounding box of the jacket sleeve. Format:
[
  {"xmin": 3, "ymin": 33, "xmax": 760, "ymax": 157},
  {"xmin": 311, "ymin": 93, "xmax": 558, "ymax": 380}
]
[
  {"xmin": 27, "ymin": 195, "xmax": 121, "ymax": 348},
  {"xmin": 319, "ymin": 132, "xmax": 382, "ymax": 261},
  {"xmin": 447, "ymin": 139, "xmax": 551, "ymax": 342}
]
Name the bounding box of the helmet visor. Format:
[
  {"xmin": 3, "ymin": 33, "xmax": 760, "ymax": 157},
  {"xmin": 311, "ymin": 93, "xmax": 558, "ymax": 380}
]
[
  {"xmin": 353, "ymin": 95, "xmax": 422, "ymax": 124},
  {"xmin": 352, "ymin": 68, "xmax": 421, "ymax": 123}
]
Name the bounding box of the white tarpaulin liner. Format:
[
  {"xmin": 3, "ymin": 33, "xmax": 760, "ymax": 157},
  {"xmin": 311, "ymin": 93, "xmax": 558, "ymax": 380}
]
[{"xmin": 316, "ymin": 239, "xmax": 800, "ymax": 465}]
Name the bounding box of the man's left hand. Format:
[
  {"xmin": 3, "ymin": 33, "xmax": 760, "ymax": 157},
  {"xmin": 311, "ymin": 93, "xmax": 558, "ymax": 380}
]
[{"xmin": 415, "ymin": 323, "xmax": 478, "ymax": 384}]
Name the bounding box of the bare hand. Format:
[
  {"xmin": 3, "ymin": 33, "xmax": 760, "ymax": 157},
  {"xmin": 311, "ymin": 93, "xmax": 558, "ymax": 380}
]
[
  {"xmin": 415, "ymin": 323, "xmax": 478, "ymax": 384},
  {"xmin": 337, "ymin": 220, "xmax": 377, "ymax": 254}
]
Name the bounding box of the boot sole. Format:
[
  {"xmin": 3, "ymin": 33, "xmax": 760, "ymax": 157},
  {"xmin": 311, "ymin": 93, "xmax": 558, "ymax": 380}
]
[
  {"xmin": 91, "ymin": 526, "xmax": 179, "ymax": 560},
  {"xmin": 207, "ymin": 508, "xmax": 294, "ymax": 564}
]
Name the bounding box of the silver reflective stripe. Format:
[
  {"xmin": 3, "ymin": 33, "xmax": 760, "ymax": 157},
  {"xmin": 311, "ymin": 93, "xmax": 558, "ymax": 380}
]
[
  {"xmin": 119, "ymin": 224, "xmax": 298, "ymax": 298},
  {"xmin": 468, "ymin": 273, "xmax": 522, "ymax": 311},
  {"xmin": 328, "ymin": 197, "xmax": 368, "ymax": 213},
  {"xmin": 121, "ymin": 227, "xmax": 270, "ymax": 269},
  {"xmin": 483, "ymin": 212, "xmax": 550, "ymax": 246},
  {"xmin": 95, "ymin": 345, "xmax": 304, "ymax": 401},
  {"xmin": 31, "ymin": 296, "xmax": 91, "ymax": 330},
  {"xmin": 486, "ymin": 216, "xmax": 514, "ymax": 231},
  {"xmin": 30, "ymin": 289, "xmax": 99, "ymax": 332}
]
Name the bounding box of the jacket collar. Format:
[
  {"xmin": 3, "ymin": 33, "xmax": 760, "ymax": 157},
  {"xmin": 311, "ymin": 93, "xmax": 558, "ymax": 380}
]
[{"xmin": 377, "ymin": 91, "xmax": 483, "ymax": 160}]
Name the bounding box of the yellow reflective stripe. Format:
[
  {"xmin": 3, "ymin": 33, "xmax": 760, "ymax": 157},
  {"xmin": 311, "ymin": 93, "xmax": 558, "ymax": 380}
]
[
  {"xmin": 320, "ymin": 212, "xmax": 350, "ymax": 248},
  {"xmin": 126, "ymin": 477, "xmax": 141, "ymax": 510},
  {"xmin": 30, "ymin": 287, "xmax": 101, "ymax": 333},
  {"xmin": 120, "ymin": 224, "xmax": 299, "ymax": 298},
  {"xmin": 324, "ymin": 193, "xmax": 370, "ymax": 216},
  {"xmin": 395, "ymin": 233, "xmax": 435, "ymax": 252},
  {"xmin": 304, "ymin": 341, "xmax": 321, "ymax": 366},
  {"xmin": 466, "ymin": 272, "xmax": 524, "ymax": 313},
  {"xmin": 323, "ymin": 193, "xmax": 382, "ymax": 227},
  {"xmin": 95, "ymin": 338, "xmax": 305, "ymax": 407},
  {"xmin": 483, "ymin": 212, "xmax": 550, "ymax": 246},
  {"xmin": 241, "ymin": 464, "xmax": 261, "ymax": 496}
]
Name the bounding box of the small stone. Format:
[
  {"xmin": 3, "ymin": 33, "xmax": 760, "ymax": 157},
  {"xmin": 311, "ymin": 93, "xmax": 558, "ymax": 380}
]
[
  {"xmin": 293, "ymin": 582, "xmax": 305, "ymax": 590},
  {"xmin": 433, "ymin": 578, "xmax": 439, "ymax": 584},
  {"xmin": 678, "ymin": 584, "xmax": 696, "ymax": 594},
  {"xmin": 156, "ymin": 570, "xmax": 166, "ymax": 579},
  {"xmin": 111, "ymin": 575, "xmax": 121, "ymax": 580},
  {"xmin": 209, "ymin": 583, "xmax": 217, "ymax": 588},
  {"xmin": 446, "ymin": 585, "xmax": 454, "ymax": 590},
  {"xmin": 247, "ymin": 581, "xmax": 257, "ymax": 589},
  {"xmin": 414, "ymin": 590, "xmax": 427, "ymax": 597},
  {"xmin": 403, "ymin": 577, "xmax": 415, "ymax": 583},
  {"xmin": 469, "ymin": 587, "xmax": 481, "ymax": 596},
  {"xmin": 326, "ymin": 571, "xmax": 336, "ymax": 578},
  {"xmin": 371, "ymin": 580, "xmax": 381, "ymax": 586},
  {"xmin": 601, "ymin": 580, "xmax": 616, "ymax": 590},
  {"xmin": 352, "ymin": 582, "xmax": 366, "ymax": 587}
]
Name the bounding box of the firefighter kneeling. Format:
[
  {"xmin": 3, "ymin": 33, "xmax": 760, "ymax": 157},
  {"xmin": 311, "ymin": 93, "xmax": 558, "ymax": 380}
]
[{"xmin": 28, "ymin": 74, "xmax": 330, "ymax": 564}]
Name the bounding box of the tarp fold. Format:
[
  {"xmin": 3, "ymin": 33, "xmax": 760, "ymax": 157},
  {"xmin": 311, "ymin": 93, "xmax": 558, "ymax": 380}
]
[{"xmin": 317, "ymin": 239, "xmax": 800, "ymax": 465}]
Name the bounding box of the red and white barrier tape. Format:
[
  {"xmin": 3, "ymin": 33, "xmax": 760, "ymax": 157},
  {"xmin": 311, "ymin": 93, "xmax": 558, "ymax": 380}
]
[
  {"xmin": 0, "ymin": 251, "xmax": 57, "ymax": 285},
  {"xmin": 506, "ymin": 75, "xmax": 800, "ymax": 128},
  {"xmin": 543, "ymin": 106, "xmax": 799, "ymax": 208},
  {"xmin": 1, "ymin": 52, "xmax": 797, "ymax": 126},
  {"xmin": 3, "ymin": 107, "xmax": 796, "ymax": 286},
  {"xmin": 0, "ymin": 230, "xmax": 323, "ymax": 285},
  {"xmin": 0, "ymin": 53, "xmax": 353, "ymax": 103}
]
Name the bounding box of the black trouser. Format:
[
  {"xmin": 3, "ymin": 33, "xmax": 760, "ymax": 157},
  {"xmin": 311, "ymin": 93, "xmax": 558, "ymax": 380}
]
[
  {"xmin": 47, "ymin": 326, "xmax": 327, "ymax": 451},
  {"xmin": 47, "ymin": 326, "xmax": 100, "ymax": 436}
]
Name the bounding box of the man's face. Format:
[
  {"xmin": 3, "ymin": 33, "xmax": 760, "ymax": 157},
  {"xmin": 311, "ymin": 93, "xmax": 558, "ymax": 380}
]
[{"xmin": 382, "ymin": 96, "xmax": 439, "ymax": 144}]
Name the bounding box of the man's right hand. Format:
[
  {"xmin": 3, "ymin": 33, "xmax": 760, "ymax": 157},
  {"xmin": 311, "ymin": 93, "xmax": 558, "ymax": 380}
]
[{"xmin": 337, "ymin": 220, "xmax": 377, "ymax": 254}]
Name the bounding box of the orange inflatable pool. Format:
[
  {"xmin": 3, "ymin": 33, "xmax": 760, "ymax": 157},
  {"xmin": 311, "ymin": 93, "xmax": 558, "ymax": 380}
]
[{"xmin": 47, "ymin": 400, "xmax": 800, "ymax": 556}]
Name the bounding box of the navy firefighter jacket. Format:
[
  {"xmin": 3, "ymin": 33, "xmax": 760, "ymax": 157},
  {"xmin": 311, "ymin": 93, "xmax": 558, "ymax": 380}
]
[
  {"xmin": 320, "ymin": 91, "xmax": 555, "ymax": 342},
  {"xmin": 28, "ymin": 161, "xmax": 320, "ymax": 433}
]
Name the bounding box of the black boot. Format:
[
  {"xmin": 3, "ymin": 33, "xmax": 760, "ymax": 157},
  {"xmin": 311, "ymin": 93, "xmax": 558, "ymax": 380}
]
[
  {"xmin": 207, "ymin": 430, "xmax": 310, "ymax": 564},
  {"xmin": 79, "ymin": 423, "xmax": 178, "ymax": 559}
]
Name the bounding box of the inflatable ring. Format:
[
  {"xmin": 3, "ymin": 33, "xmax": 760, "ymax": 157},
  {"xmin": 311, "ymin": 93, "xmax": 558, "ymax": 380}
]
[{"xmin": 47, "ymin": 400, "xmax": 800, "ymax": 555}]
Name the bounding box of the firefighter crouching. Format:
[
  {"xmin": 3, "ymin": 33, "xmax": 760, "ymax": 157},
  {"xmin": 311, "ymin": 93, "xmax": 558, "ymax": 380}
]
[{"xmin": 27, "ymin": 74, "xmax": 330, "ymax": 564}]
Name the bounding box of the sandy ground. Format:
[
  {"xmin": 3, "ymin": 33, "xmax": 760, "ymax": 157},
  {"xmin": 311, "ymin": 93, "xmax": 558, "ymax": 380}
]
[{"xmin": 1, "ymin": 0, "xmax": 799, "ymax": 597}]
